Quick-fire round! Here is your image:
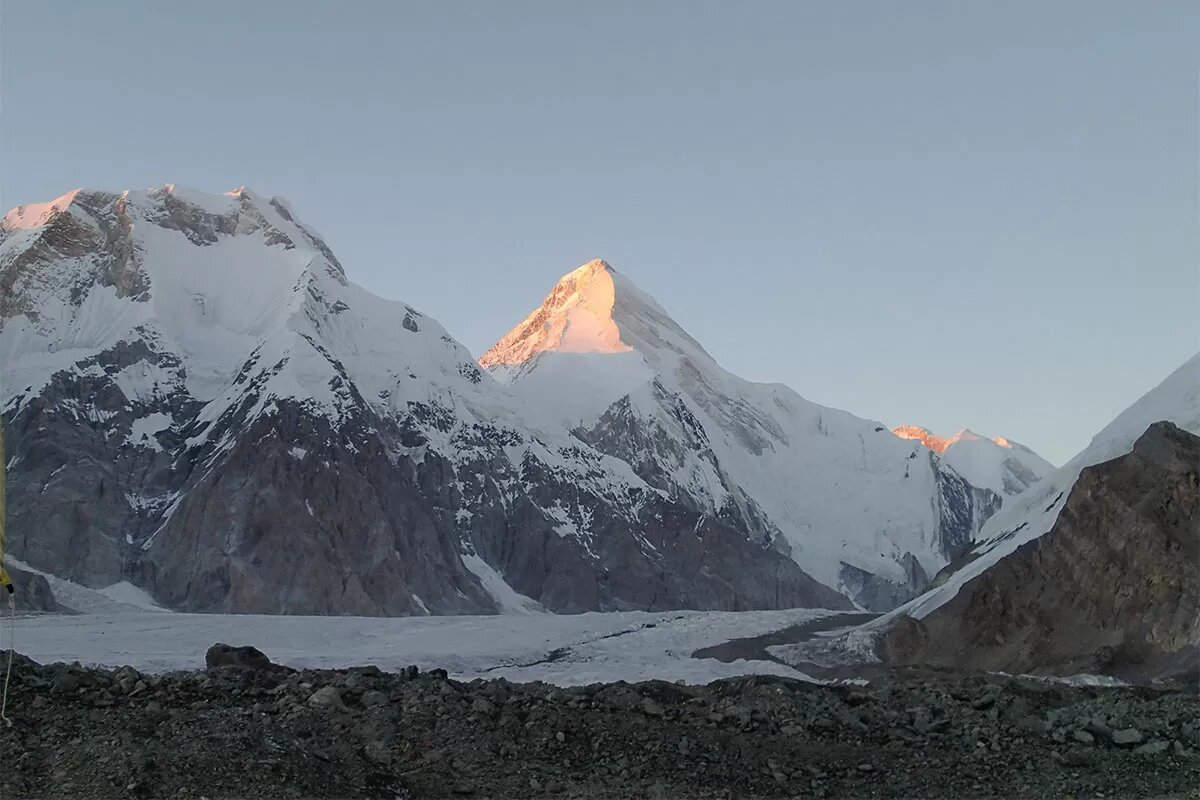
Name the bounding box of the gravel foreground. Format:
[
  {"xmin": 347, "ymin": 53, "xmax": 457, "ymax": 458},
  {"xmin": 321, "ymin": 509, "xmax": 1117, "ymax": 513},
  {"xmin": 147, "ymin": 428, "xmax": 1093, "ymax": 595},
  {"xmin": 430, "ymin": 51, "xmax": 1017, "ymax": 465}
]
[{"xmin": 0, "ymin": 652, "xmax": 1197, "ymax": 800}]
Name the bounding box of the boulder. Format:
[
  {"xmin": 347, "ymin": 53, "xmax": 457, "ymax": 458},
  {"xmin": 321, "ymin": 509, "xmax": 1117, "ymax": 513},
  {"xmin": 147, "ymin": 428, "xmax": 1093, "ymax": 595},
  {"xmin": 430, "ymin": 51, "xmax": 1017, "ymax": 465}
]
[{"xmin": 205, "ymin": 643, "xmax": 280, "ymax": 671}]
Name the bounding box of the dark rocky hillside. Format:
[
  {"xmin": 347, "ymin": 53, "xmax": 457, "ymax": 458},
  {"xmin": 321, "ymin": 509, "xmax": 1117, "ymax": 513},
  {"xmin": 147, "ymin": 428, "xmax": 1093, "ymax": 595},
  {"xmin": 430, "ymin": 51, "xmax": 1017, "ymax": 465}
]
[{"xmin": 882, "ymin": 421, "xmax": 1199, "ymax": 682}]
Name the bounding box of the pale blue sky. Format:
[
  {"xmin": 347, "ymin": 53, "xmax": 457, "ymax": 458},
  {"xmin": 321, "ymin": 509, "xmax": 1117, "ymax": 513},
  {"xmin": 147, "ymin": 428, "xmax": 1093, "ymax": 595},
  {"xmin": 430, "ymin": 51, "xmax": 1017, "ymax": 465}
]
[{"xmin": 2, "ymin": 1, "xmax": 1196, "ymax": 464}]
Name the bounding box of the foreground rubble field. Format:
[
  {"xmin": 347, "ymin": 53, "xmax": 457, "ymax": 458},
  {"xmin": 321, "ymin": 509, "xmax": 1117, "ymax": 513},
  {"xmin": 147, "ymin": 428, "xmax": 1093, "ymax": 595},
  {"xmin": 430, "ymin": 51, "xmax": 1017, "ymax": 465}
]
[{"xmin": 1, "ymin": 652, "xmax": 1197, "ymax": 800}]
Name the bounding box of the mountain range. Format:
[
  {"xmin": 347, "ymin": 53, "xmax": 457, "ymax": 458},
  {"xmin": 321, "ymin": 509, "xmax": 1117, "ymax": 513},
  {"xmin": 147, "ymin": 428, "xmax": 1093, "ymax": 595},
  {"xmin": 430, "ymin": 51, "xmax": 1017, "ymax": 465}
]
[{"xmin": 4, "ymin": 185, "xmax": 1184, "ymax": 622}]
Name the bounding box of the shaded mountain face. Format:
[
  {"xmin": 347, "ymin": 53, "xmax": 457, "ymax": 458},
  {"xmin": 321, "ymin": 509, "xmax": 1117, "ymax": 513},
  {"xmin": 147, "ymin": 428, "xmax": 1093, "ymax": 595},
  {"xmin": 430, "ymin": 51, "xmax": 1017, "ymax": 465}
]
[
  {"xmin": 882, "ymin": 421, "xmax": 1199, "ymax": 681},
  {"xmin": 481, "ymin": 260, "xmax": 1007, "ymax": 610},
  {"xmin": 892, "ymin": 426, "xmax": 1054, "ymax": 497},
  {"xmin": 1, "ymin": 187, "xmax": 847, "ymax": 615},
  {"xmin": 848, "ymin": 352, "xmax": 1200, "ymax": 678}
]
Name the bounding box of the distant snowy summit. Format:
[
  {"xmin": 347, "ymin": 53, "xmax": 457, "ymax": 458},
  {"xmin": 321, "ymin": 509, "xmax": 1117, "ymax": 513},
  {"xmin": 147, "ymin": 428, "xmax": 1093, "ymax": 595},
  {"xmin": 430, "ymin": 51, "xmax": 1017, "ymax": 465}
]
[
  {"xmin": 481, "ymin": 260, "xmax": 635, "ymax": 366},
  {"xmin": 892, "ymin": 425, "xmax": 1053, "ymax": 496},
  {"xmin": 480, "ymin": 259, "xmax": 1014, "ymax": 610}
]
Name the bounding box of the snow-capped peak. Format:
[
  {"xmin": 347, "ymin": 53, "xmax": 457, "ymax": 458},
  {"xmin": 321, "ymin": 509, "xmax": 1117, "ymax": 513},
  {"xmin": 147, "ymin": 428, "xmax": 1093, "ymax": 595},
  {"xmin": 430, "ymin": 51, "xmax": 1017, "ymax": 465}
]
[
  {"xmin": 892, "ymin": 426, "xmax": 1027, "ymax": 454},
  {"xmin": 893, "ymin": 424, "xmax": 1054, "ymax": 497},
  {"xmin": 480, "ymin": 259, "xmax": 717, "ymax": 382},
  {"xmin": 1, "ymin": 189, "xmax": 85, "ymax": 231},
  {"xmin": 0, "ymin": 185, "xmax": 481, "ymax": 417},
  {"xmin": 480, "ymin": 259, "xmax": 632, "ymax": 368},
  {"xmin": 482, "ymin": 259, "xmax": 1015, "ymax": 605},
  {"xmin": 892, "ymin": 425, "xmax": 954, "ymax": 453}
]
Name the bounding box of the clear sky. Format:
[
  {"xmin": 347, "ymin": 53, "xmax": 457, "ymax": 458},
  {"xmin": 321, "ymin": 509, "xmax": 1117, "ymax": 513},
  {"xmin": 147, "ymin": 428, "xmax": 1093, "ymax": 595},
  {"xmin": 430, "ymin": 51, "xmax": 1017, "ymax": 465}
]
[{"xmin": 2, "ymin": 1, "xmax": 1196, "ymax": 464}]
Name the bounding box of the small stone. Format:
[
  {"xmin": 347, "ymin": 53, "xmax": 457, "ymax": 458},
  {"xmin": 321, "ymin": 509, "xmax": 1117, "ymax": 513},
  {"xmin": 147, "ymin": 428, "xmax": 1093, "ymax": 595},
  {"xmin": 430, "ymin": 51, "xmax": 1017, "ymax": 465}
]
[
  {"xmin": 970, "ymin": 694, "xmax": 997, "ymax": 711},
  {"xmin": 364, "ymin": 742, "xmax": 392, "ymax": 765},
  {"xmin": 1015, "ymin": 716, "xmax": 1050, "ymax": 735},
  {"xmin": 641, "ymin": 697, "xmax": 665, "ymax": 717},
  {"xmin": 857, "ymin": 763, "xmax": 874, "ymax": 772},
  {"xmin": 471, "ymin": 698, "xmax": 495, "ymax": 716},
  {"xmin": 1172, "ymin": 740, "xmax": 1188, "ymax": 756},
  {"xmin": 361, "ymin": 690, "xmax": 387, "ymax": 707},
  {"xmin": 450, "ymin": 785, "xmax": 476, "ymax": 796},
  {"xmin": 1055, "ymin": 748, "xmax": 1092, "ymax": 767},
  {"xmin": 1072, "ymin": 730, "xmax": 1095, "ymax": 745},
  {"xmin": 53, "ymin": 673, "xmax": 82, "ymax": 695},
  {"xmin": 555, "ymin": 731, "xmax": 566, "ymax": 743},
  {"xmin": 545, "ymin": 779, "xmax": 564, "ymax": 793},
  {"xmin": 1135, "ymin": 740, "xmax": 1169, "ymax": 756},
  {"xmin": 1109, "ymin": 728, "xmax": 1144, "ymax": 747},
  {"xmin": 307, "ymin": 686, "xmax": 344, "ymax": 709},
  {"xmin": 529, "ymin": 777, "xmax": 543, "ymax": 791}
]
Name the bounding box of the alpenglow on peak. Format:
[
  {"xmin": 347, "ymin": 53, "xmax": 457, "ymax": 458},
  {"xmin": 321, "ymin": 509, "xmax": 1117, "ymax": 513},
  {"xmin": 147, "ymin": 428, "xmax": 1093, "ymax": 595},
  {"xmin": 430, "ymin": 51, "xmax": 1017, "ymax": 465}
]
[{"xmin": 479, "ymin": 259, "xmax": 633, "ymax": 367}]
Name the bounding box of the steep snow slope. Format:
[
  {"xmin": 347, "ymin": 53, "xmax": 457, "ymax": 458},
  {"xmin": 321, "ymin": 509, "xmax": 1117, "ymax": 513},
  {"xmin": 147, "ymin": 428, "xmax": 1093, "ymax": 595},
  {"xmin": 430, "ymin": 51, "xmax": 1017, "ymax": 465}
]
[
  {"xmin": 1, "ymin": 187, "xmax": 841, "ymax": 615},
  {"xmin": 892, "ymin": 426, "xmax": 1054, "ymax": 496},
  {"xmin": 1, "ymin": 185, "xmax": 501, "ymax": 427},
  {"xmin": 481, "ymin": 260, "xmax": 1003, "ymax": 607}
]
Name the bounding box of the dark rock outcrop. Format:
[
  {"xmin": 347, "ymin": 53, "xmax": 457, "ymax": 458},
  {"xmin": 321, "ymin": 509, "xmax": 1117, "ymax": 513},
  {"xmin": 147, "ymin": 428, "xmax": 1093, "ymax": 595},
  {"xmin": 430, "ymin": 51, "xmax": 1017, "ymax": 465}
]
[
  {"xmin": 881, "ymin": 422, "xmax": 1200, "ymax": 680},
  {"xmin": 4, "ymin": 564, "xmax": 58, "ymax": 612},
  {"xmin": 205, "ymin": 643, "xmax": 283, "ymax": 671},
  {"xmin": 839, "ymin": 553, "xmax": 931, "ymax": 612}
]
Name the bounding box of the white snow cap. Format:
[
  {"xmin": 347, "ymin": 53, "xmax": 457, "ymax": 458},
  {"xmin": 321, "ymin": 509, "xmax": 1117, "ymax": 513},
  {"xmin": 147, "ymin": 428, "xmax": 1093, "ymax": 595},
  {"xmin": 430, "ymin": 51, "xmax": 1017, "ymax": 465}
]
[
  {"xmin": 480, "ymin": 259, "xmax": 633, "ymax": 367},
  {"xmin": 1, "ymin": 189, "xmax": 84, "ymax": 231},
  {"xmin": 892, "ymin": 425, "xmax": 1055, "ymax": 496}
]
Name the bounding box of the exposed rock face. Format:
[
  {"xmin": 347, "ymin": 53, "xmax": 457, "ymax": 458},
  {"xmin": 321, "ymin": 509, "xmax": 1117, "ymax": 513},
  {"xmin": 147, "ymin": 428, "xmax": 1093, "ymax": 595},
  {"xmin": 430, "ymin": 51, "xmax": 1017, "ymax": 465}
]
[
  {"xmin": 840, "ymin": 553, "xmax": 931, "ymax": 613},
  {"xmin": 4, "ymin": 564, "xmax": 58, "ymax": 612},
  {"xmin": 881, "ymin": 422, "xmax": 1199, "ymax": 680}
]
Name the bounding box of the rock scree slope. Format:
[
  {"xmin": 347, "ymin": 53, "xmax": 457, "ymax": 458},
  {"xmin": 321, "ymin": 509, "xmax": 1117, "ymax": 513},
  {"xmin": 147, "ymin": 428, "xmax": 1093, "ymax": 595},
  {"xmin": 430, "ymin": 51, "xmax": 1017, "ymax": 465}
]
[{"xmin": 0, "ymin": 651, "xmax": 1197, "ymax": 800}]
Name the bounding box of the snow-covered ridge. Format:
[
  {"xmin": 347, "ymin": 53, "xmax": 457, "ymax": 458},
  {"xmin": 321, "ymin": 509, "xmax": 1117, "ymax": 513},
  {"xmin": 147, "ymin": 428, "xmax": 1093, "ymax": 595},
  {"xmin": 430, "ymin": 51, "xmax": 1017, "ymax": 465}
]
[
  {"xmin": 893, "ymin": 425, "xmax": 1054, "ymax": 497},
  {"xmin": 2, "ymin": 189, "xmax": 85, "ymax": 231},
  {"xmin": 0, "ymin": 184, "xmax": 497, "ymax": 421}
]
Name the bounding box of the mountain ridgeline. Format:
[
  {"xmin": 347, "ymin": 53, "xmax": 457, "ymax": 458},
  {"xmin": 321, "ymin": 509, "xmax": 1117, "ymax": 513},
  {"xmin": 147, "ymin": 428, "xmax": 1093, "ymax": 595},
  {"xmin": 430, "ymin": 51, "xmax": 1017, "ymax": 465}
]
[{"xmin": 2, "ymin": 185, "xmax": 1064, "ymax": 615}]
